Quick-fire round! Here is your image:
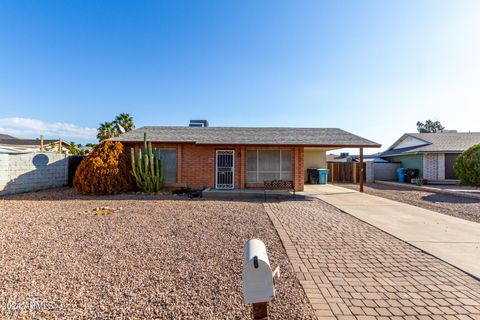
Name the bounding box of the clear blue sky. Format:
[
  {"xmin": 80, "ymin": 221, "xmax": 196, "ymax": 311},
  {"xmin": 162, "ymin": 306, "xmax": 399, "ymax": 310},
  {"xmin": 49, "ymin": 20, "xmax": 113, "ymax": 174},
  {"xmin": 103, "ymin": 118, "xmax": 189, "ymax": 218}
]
[{"xmin": 0, "ymin": 0, "xmax": 479, "ymax": 153}]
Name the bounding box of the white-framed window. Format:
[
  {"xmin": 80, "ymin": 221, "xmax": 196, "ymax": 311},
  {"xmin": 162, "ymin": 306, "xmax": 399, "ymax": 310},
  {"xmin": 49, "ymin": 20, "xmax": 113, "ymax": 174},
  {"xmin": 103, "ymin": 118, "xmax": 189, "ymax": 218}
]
[{"xmin": 246, "ymin": 150, "xmax": 292, "ymax": 183}]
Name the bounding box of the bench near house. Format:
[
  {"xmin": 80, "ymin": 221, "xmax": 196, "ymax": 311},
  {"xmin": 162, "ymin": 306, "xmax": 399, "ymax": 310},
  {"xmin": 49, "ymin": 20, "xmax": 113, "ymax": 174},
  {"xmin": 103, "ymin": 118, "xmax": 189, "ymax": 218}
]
[{"xmin": 113, "ymin": 121, "xmax": 380, "ymax": 192}]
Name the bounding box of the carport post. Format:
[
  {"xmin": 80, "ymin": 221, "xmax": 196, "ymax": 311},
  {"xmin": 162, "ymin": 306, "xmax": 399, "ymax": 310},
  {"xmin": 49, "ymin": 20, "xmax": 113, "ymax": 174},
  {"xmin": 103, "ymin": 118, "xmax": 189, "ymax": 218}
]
[{"xmin": 359, "ymin": 147, "xmax": 364, "ymax": 192}]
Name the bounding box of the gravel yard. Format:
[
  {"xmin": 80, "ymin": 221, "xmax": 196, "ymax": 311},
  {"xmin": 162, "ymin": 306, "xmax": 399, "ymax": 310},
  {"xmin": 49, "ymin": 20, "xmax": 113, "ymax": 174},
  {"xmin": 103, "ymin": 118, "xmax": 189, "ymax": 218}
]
[
  {"xmin": 341, "ymin": 183, "xmax": 480, "ymax": 223},
  {"xmin": 0, "ymin": 188, "xmax": 315, "ymax": 319}
]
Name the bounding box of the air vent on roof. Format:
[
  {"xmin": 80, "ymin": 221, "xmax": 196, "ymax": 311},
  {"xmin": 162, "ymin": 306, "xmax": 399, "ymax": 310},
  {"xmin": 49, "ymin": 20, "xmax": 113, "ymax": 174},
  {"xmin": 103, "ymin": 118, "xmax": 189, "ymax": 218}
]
[{"xmin": 189, "ymin": 120, "xmax": 209, "ymax": 127}]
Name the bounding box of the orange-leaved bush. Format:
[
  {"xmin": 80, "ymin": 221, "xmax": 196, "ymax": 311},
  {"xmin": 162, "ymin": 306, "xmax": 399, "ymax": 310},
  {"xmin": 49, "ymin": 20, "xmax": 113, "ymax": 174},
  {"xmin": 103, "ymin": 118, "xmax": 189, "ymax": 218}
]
[{"xmin": 73, "ymin": 141, "xmax": 132, "ymax": 195}]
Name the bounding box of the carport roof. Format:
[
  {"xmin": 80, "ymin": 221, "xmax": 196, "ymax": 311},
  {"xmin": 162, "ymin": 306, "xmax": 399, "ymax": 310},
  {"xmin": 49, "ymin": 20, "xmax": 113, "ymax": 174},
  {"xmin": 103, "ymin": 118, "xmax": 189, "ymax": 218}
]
[{"xmin": 112, "ymin": 126, "xmax": 381, "ymax": 148}]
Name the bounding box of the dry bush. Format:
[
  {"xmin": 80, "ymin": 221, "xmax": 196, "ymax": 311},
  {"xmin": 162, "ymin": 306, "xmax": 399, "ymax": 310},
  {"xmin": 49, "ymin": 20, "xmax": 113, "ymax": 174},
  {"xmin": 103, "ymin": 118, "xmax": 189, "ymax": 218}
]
[{"xmin": 73, "ymin": 141, "xmax": 132, "ymax": 195}]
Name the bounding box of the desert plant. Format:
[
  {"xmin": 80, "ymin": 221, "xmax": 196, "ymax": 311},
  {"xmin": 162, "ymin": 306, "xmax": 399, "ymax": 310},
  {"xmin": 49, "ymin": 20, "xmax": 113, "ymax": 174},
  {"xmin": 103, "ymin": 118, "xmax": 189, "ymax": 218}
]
[
  {"xmin": 73, "ymin": 141, "xmax": 132, "ymax": 195},
  {"xmin": 454, "ymin": 144, "xmax": 480, "ymax": 186},
  {"xmin": 131, "ymin": 133, "xmax": 164, "ymax": 192}
]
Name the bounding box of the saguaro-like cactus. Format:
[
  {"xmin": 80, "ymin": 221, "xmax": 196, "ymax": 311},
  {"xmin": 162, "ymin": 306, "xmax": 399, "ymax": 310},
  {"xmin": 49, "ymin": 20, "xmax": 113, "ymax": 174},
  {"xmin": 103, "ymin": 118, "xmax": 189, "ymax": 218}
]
[{"xmin": 131, "ymin": 133, "xmax": 164, "ymax": 192}]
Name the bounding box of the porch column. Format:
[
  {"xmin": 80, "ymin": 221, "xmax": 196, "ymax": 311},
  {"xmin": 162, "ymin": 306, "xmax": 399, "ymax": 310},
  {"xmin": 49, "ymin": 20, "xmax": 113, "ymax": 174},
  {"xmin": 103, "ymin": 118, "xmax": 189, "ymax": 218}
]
[
  {"xmin": 177, "ymin": 144, "xmax": 182, "ymax": 185},
  {"xmin": 359, "ymin": 147, "xmax": 364, "ymax": 192},
  {"xmin": 240, "ymin": 147, "xmax": 246, "ymax": 189}
]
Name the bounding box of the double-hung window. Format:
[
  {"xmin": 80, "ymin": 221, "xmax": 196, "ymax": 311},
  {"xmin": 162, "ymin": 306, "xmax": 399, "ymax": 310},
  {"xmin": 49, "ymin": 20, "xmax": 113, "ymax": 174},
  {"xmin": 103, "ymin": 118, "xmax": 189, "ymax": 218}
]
[{"xmin": 246, "ymin": 150, "xmax": 292, "ymax": 183}]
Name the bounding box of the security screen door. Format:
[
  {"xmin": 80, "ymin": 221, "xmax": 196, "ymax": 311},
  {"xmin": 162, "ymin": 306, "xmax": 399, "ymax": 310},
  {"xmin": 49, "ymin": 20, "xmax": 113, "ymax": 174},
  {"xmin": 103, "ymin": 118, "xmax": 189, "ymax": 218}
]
[{"xmin": 215, "ymin": 150, "xmax": 234, "ymax": 189}]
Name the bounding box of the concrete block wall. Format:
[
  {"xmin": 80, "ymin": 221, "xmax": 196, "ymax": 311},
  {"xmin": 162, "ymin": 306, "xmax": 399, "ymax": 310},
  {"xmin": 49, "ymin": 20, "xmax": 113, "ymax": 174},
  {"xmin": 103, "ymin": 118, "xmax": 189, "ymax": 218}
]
[
  {"xmin": 365, "ymin": 162, "xmax": 374, "ymax": 183},
  {"xmin": 0, "ymin": 154, "xmax": 10, "ymax": 191},
  {"xmin": 0, "ymin": 152, "xmax": 68, "ymax": 195},
  {"xmin": 373, "ymin": 162, "xmax": 401, "ymax": 181}
]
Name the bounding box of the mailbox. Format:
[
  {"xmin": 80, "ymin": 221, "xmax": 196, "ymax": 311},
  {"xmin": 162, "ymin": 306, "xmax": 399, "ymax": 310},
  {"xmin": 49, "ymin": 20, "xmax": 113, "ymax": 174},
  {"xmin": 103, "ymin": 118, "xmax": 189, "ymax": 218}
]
[{"xmin": 242, "ymin": 239, "xmax": 275, "ymax": 304}]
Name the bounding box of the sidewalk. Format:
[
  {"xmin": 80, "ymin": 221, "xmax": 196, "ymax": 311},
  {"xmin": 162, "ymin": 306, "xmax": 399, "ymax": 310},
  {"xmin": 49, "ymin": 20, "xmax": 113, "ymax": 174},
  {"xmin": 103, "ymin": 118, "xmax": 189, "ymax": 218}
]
[{"xmin": 302, "ymin": 184, "xmax": 480, "ymax": 279}]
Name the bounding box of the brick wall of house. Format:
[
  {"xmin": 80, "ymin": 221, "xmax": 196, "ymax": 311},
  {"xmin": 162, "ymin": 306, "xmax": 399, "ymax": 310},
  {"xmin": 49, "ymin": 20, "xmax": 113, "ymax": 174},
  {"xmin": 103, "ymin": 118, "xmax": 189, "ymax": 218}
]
[
  {"xmin": 180, "ymin": 144, "xmax": 245, "ymax": 189},
  {"xmin": 125, "ymin": 142, "xmax": 305, "ymax": 191},
  {"xmin": 294, "ymin": 147, "xmax": 304, "ymax": 190}
]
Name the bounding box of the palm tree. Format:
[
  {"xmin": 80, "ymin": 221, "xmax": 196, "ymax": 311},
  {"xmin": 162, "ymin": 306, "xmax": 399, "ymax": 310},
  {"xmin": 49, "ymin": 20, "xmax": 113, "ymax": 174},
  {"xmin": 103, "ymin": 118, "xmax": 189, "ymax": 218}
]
[
  {"xmin": 66, "ymin": 141, "xmax": 86, "ymax": 155},
  {"xmin": 114, "ymin": 113, "xmax": 135, "ymax": 133},
  {"xmin": 97, "ymin": 121, "xmax": 118, "ymax": 141}
]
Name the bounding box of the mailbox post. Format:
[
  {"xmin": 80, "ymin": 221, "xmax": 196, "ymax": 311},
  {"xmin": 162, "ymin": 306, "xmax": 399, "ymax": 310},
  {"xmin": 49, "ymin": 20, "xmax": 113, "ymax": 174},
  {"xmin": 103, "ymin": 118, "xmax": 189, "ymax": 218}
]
[{"xmin": 242, "ymin": 239, "xmax": 277, "ymax": 320}]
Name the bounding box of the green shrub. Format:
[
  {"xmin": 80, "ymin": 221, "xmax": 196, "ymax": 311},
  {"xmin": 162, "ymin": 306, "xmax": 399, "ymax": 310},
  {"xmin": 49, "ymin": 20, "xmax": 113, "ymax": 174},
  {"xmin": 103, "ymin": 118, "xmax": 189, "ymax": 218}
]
[
  {"xmin": 73, "ymin": 141, "xmax": 133, "ymax": 195},
  {"xmin": 454, "ymin": 144, "xmax": 480, "ymax": 186}
]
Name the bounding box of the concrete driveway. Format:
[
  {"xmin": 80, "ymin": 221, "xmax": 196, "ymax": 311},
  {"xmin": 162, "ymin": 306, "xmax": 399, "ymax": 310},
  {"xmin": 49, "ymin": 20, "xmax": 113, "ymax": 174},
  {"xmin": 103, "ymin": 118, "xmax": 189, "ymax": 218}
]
[{"xmin": 302, "ymin": 184, "xmax": 480, "ymax": 279}]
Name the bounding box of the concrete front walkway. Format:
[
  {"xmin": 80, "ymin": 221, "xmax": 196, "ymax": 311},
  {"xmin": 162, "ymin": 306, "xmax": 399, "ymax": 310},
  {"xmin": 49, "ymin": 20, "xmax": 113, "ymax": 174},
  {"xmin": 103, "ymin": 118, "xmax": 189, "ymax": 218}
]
[{"xmin": 302, "ymin": 184, "xmax": 480, "ymax": 279}]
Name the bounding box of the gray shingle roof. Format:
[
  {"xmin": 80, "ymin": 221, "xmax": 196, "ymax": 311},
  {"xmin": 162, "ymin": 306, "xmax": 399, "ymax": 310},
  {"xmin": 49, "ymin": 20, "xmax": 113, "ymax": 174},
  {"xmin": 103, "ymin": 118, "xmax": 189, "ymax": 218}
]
[
  {"xmin": 381, "ymin": 132, "xmax": 480, "ymax": 157},
  {"xmin": 112, "ymin": 126, "xmax": 380, "ymax": 147}
]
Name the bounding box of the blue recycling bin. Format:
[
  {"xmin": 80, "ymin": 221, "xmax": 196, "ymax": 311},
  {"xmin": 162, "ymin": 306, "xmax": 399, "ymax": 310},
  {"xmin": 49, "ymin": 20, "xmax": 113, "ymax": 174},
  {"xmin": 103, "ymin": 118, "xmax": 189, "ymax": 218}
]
[
  {"xmin": 396, "ymin": 167, "xmax": 405, "ymax": 183},
  {"xmin": 317, "ymin": 169, "xmax": 329, "ymax": 184}
]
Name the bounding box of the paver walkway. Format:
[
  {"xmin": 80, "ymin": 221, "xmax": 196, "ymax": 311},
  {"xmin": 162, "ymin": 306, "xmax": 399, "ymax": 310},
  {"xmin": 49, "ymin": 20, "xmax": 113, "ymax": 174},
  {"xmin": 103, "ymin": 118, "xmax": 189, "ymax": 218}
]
[
  {"xmin": 302, "ymin": 185, "xmax": 480, "ymax": 278},
  {"xmin": 265, "ymin": 199, "xmax": 480, "ymax": 320}
]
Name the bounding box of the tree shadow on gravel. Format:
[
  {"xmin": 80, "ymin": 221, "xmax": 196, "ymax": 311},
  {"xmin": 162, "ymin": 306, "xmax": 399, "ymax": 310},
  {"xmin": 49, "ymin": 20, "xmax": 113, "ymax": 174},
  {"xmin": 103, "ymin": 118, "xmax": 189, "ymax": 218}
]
[{"xmin": 421, "ymin": 193, "xmax": 480, "ymax": 204}]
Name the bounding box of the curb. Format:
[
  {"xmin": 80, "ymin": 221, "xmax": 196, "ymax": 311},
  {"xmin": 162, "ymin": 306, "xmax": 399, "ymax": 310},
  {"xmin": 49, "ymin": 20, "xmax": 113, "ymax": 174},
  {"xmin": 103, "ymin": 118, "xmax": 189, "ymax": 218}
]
[{"xmin": 375, "ymin": 180, "xmax": 480, "ymax": 200}]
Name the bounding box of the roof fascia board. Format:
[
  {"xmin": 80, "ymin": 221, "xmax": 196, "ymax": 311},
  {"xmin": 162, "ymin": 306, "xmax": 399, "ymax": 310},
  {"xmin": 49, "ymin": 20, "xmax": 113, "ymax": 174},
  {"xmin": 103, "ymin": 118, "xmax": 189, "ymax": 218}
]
[{"xmin": 118, "ymin": 140, "xmax": 380, "ymax": 148}]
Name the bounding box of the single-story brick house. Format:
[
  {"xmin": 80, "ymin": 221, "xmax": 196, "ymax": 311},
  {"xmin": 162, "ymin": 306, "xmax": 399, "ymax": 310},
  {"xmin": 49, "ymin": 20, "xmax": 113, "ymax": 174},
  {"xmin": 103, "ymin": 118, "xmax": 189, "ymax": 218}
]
[
  {"xmin": 113, "ymin": 123, "xmax": 380, "ymax": 191},
  {"xmin": 380, "ymin": 132, "xmax": 480, "ymax": 181}
]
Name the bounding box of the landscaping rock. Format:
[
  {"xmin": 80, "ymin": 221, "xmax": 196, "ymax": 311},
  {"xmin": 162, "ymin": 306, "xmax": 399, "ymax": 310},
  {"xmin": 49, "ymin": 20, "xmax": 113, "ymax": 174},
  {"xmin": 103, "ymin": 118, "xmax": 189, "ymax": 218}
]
[{"xmin": 0, "ymin": 187, "xmax": 315, "ymax": 319}]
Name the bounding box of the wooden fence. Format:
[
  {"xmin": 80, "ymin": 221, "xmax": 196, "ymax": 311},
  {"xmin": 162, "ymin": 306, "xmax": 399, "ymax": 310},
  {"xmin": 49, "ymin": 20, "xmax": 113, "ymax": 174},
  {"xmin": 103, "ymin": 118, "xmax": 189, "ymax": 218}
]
[{"xmin": 327, "ymin": 162, "xmax": 366, "ymax": 183}]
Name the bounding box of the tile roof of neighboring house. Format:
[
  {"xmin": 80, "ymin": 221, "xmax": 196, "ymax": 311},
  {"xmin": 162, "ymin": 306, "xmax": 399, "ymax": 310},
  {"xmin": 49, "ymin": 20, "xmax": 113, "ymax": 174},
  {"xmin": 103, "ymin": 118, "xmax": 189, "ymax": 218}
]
[
  {"xmin": 381, "ymin": 132, "xmax": 480, "ymax": 157},
  {"xmin": 112, "ymin": 126, "xmax": 381, "ymax": 147}
]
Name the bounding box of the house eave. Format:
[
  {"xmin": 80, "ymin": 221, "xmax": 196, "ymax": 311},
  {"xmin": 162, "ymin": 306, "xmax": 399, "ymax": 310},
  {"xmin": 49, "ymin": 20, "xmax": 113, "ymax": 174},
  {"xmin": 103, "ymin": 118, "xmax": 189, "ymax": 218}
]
[{"xmin": 116, "ymin": 139, "xmax": 381, "ymax": 148}]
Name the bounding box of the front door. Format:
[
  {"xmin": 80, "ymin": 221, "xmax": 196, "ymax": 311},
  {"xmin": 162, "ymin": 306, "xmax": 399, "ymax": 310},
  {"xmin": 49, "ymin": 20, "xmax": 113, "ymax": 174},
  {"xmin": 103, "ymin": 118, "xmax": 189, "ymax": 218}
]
[
  {"xmin": 216, "ymin": 150, "xmax": 234, "ymax": 189},
  {"xmin": 445, "ymin": 153, "xmax": 460, "ymax": 179}
]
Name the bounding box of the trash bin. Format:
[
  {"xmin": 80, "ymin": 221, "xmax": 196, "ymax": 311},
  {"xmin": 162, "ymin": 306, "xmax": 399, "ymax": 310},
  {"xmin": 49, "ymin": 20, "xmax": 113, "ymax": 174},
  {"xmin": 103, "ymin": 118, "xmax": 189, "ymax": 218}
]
[
  {"xmin": 404, "ymin": 168, "xmax": 419, "ymax": 183},
  {"xmin": 318, "ymin": 169, "xmax": 329, "ymax": 184},
  {"xmin": 396, "ymin": 167, "xmax": 405, "ymax": 183},
  {"xmin": 307, "ymin": 168, "xmax": 319, "ymax": 184}
]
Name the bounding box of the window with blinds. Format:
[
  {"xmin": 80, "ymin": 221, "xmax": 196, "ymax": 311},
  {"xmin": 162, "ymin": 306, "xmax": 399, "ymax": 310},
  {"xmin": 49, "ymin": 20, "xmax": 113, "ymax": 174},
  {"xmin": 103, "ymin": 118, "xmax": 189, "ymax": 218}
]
[{"xmin": 246, "ymin": 150, "xmax": 292, "ymax": 183}]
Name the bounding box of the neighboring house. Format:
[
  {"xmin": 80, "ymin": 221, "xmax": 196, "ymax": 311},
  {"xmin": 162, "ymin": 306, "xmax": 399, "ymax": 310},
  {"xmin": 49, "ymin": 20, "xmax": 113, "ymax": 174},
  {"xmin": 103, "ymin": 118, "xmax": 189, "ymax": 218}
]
[
  {"xmin": 380, "ymin": 132, "xmax": 480, "ymax": 181},
  {"xmin": 0, "ymin": 134, "xmax": 70, "ymax": 154},
  {"xmin": 113, "ymin": 121, "xmax": 380, "ymax": 191}
]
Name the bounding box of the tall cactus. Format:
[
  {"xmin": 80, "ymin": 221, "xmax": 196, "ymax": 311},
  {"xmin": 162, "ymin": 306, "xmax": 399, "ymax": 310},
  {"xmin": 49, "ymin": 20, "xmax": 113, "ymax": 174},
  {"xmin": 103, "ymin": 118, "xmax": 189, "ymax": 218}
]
[{"xmin": 131, "ymin": 133, "xmax": 164, "ymax": 192}]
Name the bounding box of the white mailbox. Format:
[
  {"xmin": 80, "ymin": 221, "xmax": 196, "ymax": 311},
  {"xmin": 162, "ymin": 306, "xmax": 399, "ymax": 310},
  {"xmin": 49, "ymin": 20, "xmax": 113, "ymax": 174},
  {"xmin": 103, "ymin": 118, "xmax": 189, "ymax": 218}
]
[{"xmin": 242, "ymin": 239, "xmax": 275, "ymax": 304}]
